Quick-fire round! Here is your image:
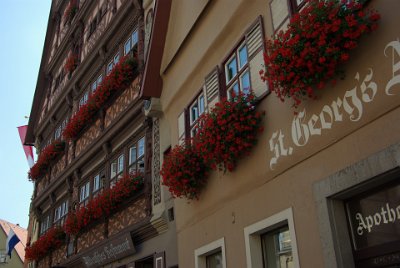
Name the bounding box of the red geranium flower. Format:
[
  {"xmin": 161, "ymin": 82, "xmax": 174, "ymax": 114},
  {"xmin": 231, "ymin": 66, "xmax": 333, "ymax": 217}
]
[
  {"xmin": 64, "ymin": 173, "xmax": 144, "ymax": 236},
  {"xmin": 28, "ymin": 140, "xmax": 66, "ymax": 181},
  {"xmin": 260, "ymin": 0, "xmax": 380, "ymax": 108},
  {"xmin": 25, "ymin": 226, "xmax": 65, "ymax": 261}
]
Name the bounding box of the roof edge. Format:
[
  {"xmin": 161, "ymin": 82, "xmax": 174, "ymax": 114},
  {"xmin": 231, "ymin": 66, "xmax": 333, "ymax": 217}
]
[{"xmin": 140, "ymin": 0, "xmax": 172, "ymax": 99}]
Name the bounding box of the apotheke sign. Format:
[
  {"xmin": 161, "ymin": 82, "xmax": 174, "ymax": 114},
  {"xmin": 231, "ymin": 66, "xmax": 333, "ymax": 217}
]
[
  {"xmin": 81, "ymin": 235, "xmax": 135, "ymax": 267},
  {"xmin": 346, "ymin": 183, "xmax": 400, "ymax": 251}
]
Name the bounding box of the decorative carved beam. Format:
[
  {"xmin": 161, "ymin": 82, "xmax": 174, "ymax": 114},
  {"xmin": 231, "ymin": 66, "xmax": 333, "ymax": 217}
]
[
  {"xmin": 66, "ymin": 92, "xmax": 74, "ymax": 108},
  {"xmin": 72, "ymin": 83, "xmax": 80, "ymax": 97},
  {"xmin": 66, "ymin": 176, "xmax": 74, "ymax": 193},
  {"xmin": 73, "ymin": 169, "xmax": 81, "ymax": 186},
  {"xmin": 49, "ymin": 192, "xmax": 57, "ymax": 204},
  {"xmin": 102, "ymin": 141, "xmax": 112, "ymax": 156}
]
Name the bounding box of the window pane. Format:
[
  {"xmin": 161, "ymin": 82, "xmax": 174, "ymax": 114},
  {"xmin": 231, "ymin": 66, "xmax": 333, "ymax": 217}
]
[
  {"xmin": 240, "ymin": 71, "xmax": 251, "ymax": 94},
  {"xmin": 114, "ymin": 53, "xmax": 120, "ymax": 64},
  {"xmin": 124, "ymin": 39, "xmax": 132, "ymax": 55},
  {"xmin": 111, "ymin": 161, "xmax": 117, "ymax": 178},
  {"xmin": 107, "ymin": 62, "xmax": 113, "ymax": 74},
  {"xmin": 97, "ymin": 75, "xmax": 103, "ymax": 85},
  {"xmin": 93, "ymin": 174, "xmax": 100, "ymax": 192},
  {"xmin": 199, "ymin": 95, "xmax": 205, "ymax": 115},
  {"xmin": 85, "ymin": 182, "xmax": 90, "ymax": 197},
  {"xmin": 191, "ymin": 103, "xmax": 199, "ymax": 123},
  {"xmin": 132, "ymin": 30, "xmax": 138, "ymax": 46},
  {"xmin": 129, "ymin": 146, "xmax": 137, "ymax": 164},
  {"xmin": 118, "ymin": 155, "xmax": 124, "ymax": 173},
  {"xmin": 226, "ymin": 57, "xmax": 237, "ymax": 83},
  {"xmin": 80, "ymin": 187, "xmax": 85, "ymax": 202},
  {"xmin": 238, "ymin": 45, "xmax": 248, "ymax": 69},
  {"xmin": 91, "ymin": 81, "xmax": 97, "ymax": 92},
  {"xmin": 206, "ymin": 251, "xmax": 222, "ymax": 268},
  {"xmin": 261, "ymin": 226, "xmax": 294, "ymax": 268},
  {"xmin": 228, "ymin": 82, "xmax": 239, "ymax": 100},
  {"xmin": 138, "ymin": 138, "xmax": 145, "ymax": 157}
]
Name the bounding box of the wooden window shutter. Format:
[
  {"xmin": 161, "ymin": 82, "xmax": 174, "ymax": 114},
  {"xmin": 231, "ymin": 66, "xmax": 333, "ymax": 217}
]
[
  {"xmin": 245, "ymin": 17, "xmax": 264, "ymax": 60},
  {"xmin": 177, "ymin": 111, "xmax": 186, "ymax": 145},
  {"xmin": 154, "ymin": 251, "xmax": 166, "ymax": 268},
  {"xmin": 245, "ymin": 17, "xmax": 268, "ymax": 97},
  {"xmin": 204, "ymin": 67, "xmax": 221, "ymax": 109}
]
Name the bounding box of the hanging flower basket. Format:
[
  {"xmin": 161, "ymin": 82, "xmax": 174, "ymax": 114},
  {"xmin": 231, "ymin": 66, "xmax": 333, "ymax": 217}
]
[
  {"xmin": 63, "ymin": 56, "xmax": 138, "ymax": 141},
  {"xmin": 25, "ymin": 226, "xmax": 66, "ymax": 261},
  {"xmin": 161, "ymin": 144, "xmax": 209, "ymax": 200},
  {"xmin": 64, "ymin": 173, "xmax": 144, "ymax": 236},
  {"xmin": 260, "ymin": 0, "xmax": 380, "ymax": 108},
  {"xmin": 28, "ymin": 140, "xmax": 66, "ymax": 181},
  {"xmin": 194, "ymin": 92, "xmax": 264, "ymax": 172}
]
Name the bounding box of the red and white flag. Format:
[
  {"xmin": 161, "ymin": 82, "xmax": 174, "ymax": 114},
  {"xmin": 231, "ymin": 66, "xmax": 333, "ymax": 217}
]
[{"xmin": 17, "ymin": 125, "xmax": 34, "ymax": 168}]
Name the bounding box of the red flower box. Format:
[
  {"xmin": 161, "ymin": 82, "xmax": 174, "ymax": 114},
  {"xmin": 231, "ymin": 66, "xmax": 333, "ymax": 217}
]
[
  {"xmin": 161, "ymin": 144, "xmax": 209, "ymax": 200},
  {"xmin": 29, "ymin": 140, "xmax": 66, "ymax": 181},
  {"xmin": 64, "ymin": 173, "xmax": 144, "ymax": 236},
  {"xmin": 260, "ymin": 0, "xmax": 380, "ymax": 108},
  {"xmin": 25, "ymin": 226, "xmax": 65, "ymax": 261},
  {"xmin": 161, "ymin": 92, "xmax": 264, "ymax": 200},
  {"xmin": 194, "ymin": 92, "xmax": 264, "ymax": 172},
  {"xmin": 63, "ymin": 56, "xmax": 138, "ymax": 141}
]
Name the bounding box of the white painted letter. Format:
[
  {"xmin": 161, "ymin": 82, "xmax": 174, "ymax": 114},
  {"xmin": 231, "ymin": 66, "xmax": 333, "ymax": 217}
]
[{"xmin": 384, "ymin": 39, "xmax": 400, "ymax": 95}]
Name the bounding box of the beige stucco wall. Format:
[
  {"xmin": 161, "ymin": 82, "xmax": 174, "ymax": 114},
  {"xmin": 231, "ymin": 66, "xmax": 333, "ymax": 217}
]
[{"xmin": 159, "ymin": 0, "xmax": 400, "ymax": 267}]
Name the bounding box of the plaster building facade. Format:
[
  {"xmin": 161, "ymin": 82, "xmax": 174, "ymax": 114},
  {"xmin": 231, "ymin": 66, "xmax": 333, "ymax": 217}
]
[{"xmin": 142, "ymin": 0, "xmax": 400, "ymax": 267}]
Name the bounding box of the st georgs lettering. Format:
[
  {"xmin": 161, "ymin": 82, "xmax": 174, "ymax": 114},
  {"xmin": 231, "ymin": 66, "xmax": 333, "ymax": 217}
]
[{"xmin": 269, "ymin": 39, "xmax": 400, "ymax": 170}]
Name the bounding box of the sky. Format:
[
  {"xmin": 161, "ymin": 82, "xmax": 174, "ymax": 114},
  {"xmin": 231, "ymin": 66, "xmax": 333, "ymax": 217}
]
[{"xmin": 0, "ymin": 1, "xmax": 51, "ymax": 229}]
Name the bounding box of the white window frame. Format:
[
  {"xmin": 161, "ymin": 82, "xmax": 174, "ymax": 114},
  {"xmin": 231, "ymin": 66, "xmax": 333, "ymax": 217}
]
[
  {"xmin": 224, "ymin": 42, "xmax": 251, "ymax": 100},
  {"xmin": 107, "ymin": 53, "xmax": 120, "ymax": 75},
  {"xmin": 189, "ymin": 93, "xmax": 206, "ymax": 138},
  {"xmin": 92, "ymin": 173, "xmax": 102, "ymax": 196},
  {"xmin": 79, "ymin": 91, "xmax": 89, "ymax": 108},
  {"xmin": 54, "ymin": 118, "xmax": 68, "ymax": 140},
  {"xmin": 124, "ymin": 29, "xmax": 139, "ymax": 55},
  {"xmin": 194, "ymin": 237, "xmax": 227, "ymax": 268},
  {"xmin": 91, "ymin": 74, "xmax": 103, "ymax": 93},
  {"xmin": 243, "ymin": 207, "xmax": 300, "ymax": 268},
  {"xmin": 110, "ymin": 153, "xmax": 124, "ymax": 188},
  {"xmin": 129, "ymin": 137, "xmax": 145, "ymax": 174},
  {"xmin": 40, "ymin": 215, "xmax": 50, "ymax": 236},
  {"xmin": 53, "ymin": 199, "xmax": 68, "ymax": 226},
  {"xmin": 79, "ymin": 181, "xmax": 90, "ymax": 206}
]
